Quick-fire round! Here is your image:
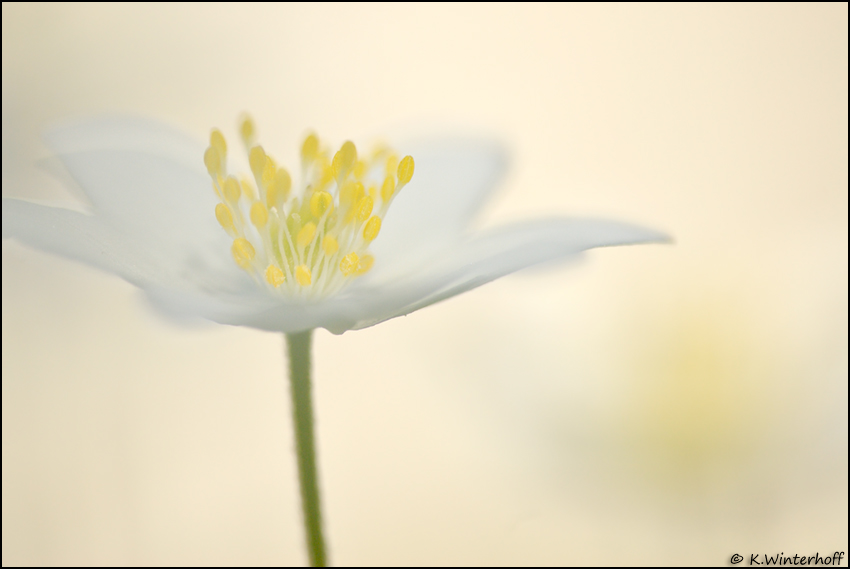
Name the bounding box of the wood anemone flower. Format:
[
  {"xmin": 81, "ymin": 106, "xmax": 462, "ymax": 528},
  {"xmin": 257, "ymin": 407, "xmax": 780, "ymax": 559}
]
[{"xmin": 2, "ymin": 116, "xmax": 667, "ymax": 334}]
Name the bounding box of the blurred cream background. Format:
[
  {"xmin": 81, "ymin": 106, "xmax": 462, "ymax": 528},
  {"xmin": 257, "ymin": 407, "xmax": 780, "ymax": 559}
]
[{"xmin": 2, "ymin": 3, "xmax": 846, "ymax": 566}]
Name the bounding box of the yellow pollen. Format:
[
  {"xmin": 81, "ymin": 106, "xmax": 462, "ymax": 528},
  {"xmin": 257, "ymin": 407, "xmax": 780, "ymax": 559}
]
[
  {"xmin": 363, "ymin": 216, "xmax": 382, "ymax": 241},
  {"xmin": 210, "ymin": 129, "xmax": 227, "ymax": 158},
  {"xmin": 266, "ymin": 168, "xmax": 292, "ymax": 208},
  {"xmin": 380, "ymin": 176, "xmax": 395, "ymax": 201},
  {"xmin": 208, "ymin": 116, "xmax": 414, "ymax": 297},
  {"xmin": 310, "ymin": 191, "xmax": 333, "ymax": 217},
  {"xmin": 223, "ymin": 176, "xmax": 241, "ymax": 202},
  {"xmin": 296, "ymin": 265, "xmax": 312, "ymax": 286},
  {"xmin": 301, "ymin": 133, "xmax": 319, "ymax": 162},
  {"xmin": 249, "ymin": 146, "xmax": 267, "ymax": 182},
  {"xmin": 339, "ymin": 252, "xmax": 359, "ymax": 276},
  {"xmin": 322, "ymin": 235, "xmax": 339, "ymax": 255},
  {"xmin": 240, "ymin": 115, "xmax": 255, "ymax": 146},
  {"xmin": 385, "ymin": 154, "xmax": 398, "ymax": 178},
  {"xmin": 204, "ymin": 146, "xmax": 222, "ymax": 177},
  {"xmin": 265, "ymin": 265, "xmax": 286, "ymax": 287},
  {"xmin": 355, "ymin": 196, "xmax": 374, "ymax": 222},
  {"xmin": 232, "ymin": 238, "xmax": 255, "ymax": 269},
  {"xmin": 297, "ymin": 222, "xmax": 317, "ymax": 248},
  {"xmin": 332, "ymin": 141, "xmax": 357, "ymax": 181},
  {"xmin": 250, "ymin": 201, "xmax": 269, "ymax": 228},
  {"xmin": 240, "ymin": 177, "xmax": 256, "ymax": 200},
  {"xmin": 356, "ymin": 254, "xmax": 375, "ymax": 275},
  {"xmin": 397, "ymin": 155, "xmax": 415, "ymax": 185},
  {"xmin": 340, "ymin": 181, "xmax": 364, "ymax": 206},
  {"xmin": 215, "ymin": 203, "xmax": 234, "ymax": 230}
]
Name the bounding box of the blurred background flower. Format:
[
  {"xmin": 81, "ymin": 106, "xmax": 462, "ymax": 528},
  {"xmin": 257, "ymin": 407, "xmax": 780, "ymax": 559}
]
[{"xmin": 2, "ymin": 4, "xmax": 846, "ymax": 565}]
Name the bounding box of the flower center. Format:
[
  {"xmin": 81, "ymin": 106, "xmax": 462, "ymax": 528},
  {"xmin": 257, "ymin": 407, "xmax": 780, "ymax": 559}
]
[{"xmin": 204, "ymin": 115, "xmax": 414, "ymax": 299}]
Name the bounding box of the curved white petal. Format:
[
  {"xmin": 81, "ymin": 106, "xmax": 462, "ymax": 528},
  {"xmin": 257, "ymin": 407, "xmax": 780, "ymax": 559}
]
[
  {"xmin": 46, "ymin": 116, "xmax": 204, "ymax": 174},
  {"xmin": 369, "ymin": 138, "xmax": 508, "ymax": 275},
  {"xmin": 347, "ymin": 218, "xmax": 670, "ymax": 331},
  {"xmin": 3, "ymin": 197, "xmax": 170, "ymax": 287}
]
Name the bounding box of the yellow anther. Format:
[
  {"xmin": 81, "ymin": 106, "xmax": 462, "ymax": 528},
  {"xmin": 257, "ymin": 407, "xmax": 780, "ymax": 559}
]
[
  {"xmin": 231, "ymin": 238, "xmax": 255, "ymax": 269},
  {"xmin": 240, "ymin": 115, "xmax": 255, "ymax": 146},
  {"xmin": 297, "ymin": 222, "xmax": 317, "ymax": 248},
  {"xmin": 363, "ymin": 216, "xmax": 382, "ymax": 241},
  {"xmin": 266, "ymin": 168, "xmax": 291, "ymax": 209},
  {"xmin": 301, "ymin": 133, "xmax": 319, "ymax": 162},
  {"xmin": 380, "ymin": 176, "xmax": 395, "ymax": 201},
  {"xmin": 204, "ymin": 145, "xmax": 222, "ymax": 177},
  {"xmin": 339, "ymin": 252, "xmax": 359, "ymax": 276},
  {"xmin": 315, "ymin": 163, "xmax": 333, "ymax": 191},
  {"xmin": 322, "ymin": 235, "xmax": 339, "ymax": 255},
  {"xmin": 340, "ymin": 180, "xmax": 364, "ymax": 206},
  {"xmin": 353, "ymin": 160, "xmax": 366, "ymax": 180},
  {"xmin": 368, "ymin": 184, "xmax": 377, "ymax": 201},
  {"xmin": 265, "ymin": 265, "xmax": 286, "ymax": 287},
  {"xmin": 332, "ymin": 141, "xmax": 357, "ymax": 180},
  {"xmin": 356, "ymin": 254, "xmax": 375, "ymax": 275},
  {"xmin": 240, "ymin": 177, "xmax": 256, "ymax": 200},
  {"xmin": 250, "ymin": 201, "xmax": 269, "ymax": 228},
  {"xmin": 249, "ymin": 146, "xmax": 267, "ymax": 182},
  {"xmin": 310, "ymin": 191, "xmax": 333, "ymax": 217},
  {"xmin": 355, "ymin": 195, "xmax": 374, "ymax": 222},
  {"xmin": 397, "ymin": 155, "xmax": 414, "ymax": 185},
  {"xmin": 261, "ymin": 156, "xmax": 276, "ymax": 187},
  {"xmin": 385, "ymin": 154, "xmax": 399, "ymax": 178},
  {"xmin": 215, "ymin": 203, "xmax": 234, "ymax": 230},
  {"xmin": 223, "ymin": 176, "xmax": 241, "ymax": 202},
  {"xmin": 210, "ymin": 129, "xmax": 227, "ymax": 158},
  {"xmin": 296, "ymin": 265, "xmax": 312, "ymax": 286}
]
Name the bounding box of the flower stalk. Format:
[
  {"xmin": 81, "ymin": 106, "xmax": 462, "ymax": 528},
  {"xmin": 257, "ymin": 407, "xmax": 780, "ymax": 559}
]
[{"xmin": 286, "ymin": 330, "xmax": 327, "ymax": 567}]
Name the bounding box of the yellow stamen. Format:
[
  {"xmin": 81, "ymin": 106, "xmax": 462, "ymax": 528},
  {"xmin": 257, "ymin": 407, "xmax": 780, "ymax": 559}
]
[
  {"xmin": 265, "ymin": 265, "xmax": 286, "ymax": 287},
  {"xmin": 297, "ymin": 222, "xmax": 317, "ymax": 248},
  {"xmin": 397, "ymin": 155, "xmax": 414, "ymax": 185},
  {"xmin": 209, "ymin": 116, "xmax": 414, "ymax": 298},
  {"xmin": 215, "ymin": 203, "xmax": 234, "ymax": 231},
  {"xmin": 332, "ymin": 141, "xmax": 357, "ymax": 181},
  {"xmin": 223, "ymin": 177, "xmax": 241, "ymax": 202},
  {"xmin": 339, "ymin": 252, "xmax": 359, "ymax": 276},
  {"xmin": 301, "ymin": 133, "xmax": 319, "ymax": 163},
  {"xmin": 250, "ymin": 201, "xmax": 269, "ymax": 228},
  {"xmin": 385, "ymin": 154, "xmax": 398, "ymax": 178},
  {"xmin": 249, "ymin": 146, "xmax": 267, "ymax": 183},
  {"xmin": 210, "ymin": 129, "xmax": 227, "ymax": 159},
  {"xmin": 296, "ymin": 265, "xmax": 312, "ymax": 286},
  {"xmin": 310, "ymin": 191, "xmax": 333, "ymax": 218},
  {"xmin": 267, "ymin": 168, "xmax": 292, "ymax": 208},
  {"xmin": 356, "ymin": 254, "xmax": 374, "ymax": 275},
  {"xmin": 363, "ymin": 216, "xmax": 382, "ymax": 241},
  {"xmin": 204, "ymin": 146, "xmax": 222, "ymax": 177},
  {"xmin": 355, "ymin": 196, "xmax": 374, "ymax": 222},
  {"xmin": 380, "ymin": 176, "xmax": 395, "ymax": 201},
  {"xmin": 240, "ymin": 115, "xmax": 255, "ymax": 146},
  {"xmin": 232, "ymin": 238, "xmax": 255, "ymax": 269},
  {"xmin": 322, "ymin": 235, "xmax": 339, "ymax": 255}
]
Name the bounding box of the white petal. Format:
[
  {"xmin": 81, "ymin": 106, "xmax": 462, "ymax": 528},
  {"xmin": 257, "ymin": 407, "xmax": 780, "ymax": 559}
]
[
  {"xmin": 4, "ymin": 117, "xmax": 240, "ymax": 290},
  {"xmin": 348, "ymin": 218, "xmax": 670, "ymax": 330},
  {"xmin": 3, "ymin": 197, "xmax": 170, "ymax": 287},
  {"xmin": 46, "ymin": 116, "xmax": 204, "ymax": 173},
  {"xmin": 52, "ymin": 148, "xmax": 226, "ymax": 264},
  {"xmin": 369, "ymin": 138, "xmax": 508, "ymax": 275}
]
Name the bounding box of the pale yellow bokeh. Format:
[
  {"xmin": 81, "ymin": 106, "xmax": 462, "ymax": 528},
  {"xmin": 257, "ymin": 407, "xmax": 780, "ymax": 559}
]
[{"xmin": 2, "ymin": 4, "xmax": 846, "ymax": 566}]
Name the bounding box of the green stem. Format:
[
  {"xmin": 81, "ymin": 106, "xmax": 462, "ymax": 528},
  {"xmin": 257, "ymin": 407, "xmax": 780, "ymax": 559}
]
[{"xmin": 285, "ymin": 330, "xmax": 328, "ymax": 567}]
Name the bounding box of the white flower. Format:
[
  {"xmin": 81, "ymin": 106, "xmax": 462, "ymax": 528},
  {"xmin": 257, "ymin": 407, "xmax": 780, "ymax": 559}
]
[{"xmin": 2, "ymin": 116, "xmax": 667, "ymax": 334}]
